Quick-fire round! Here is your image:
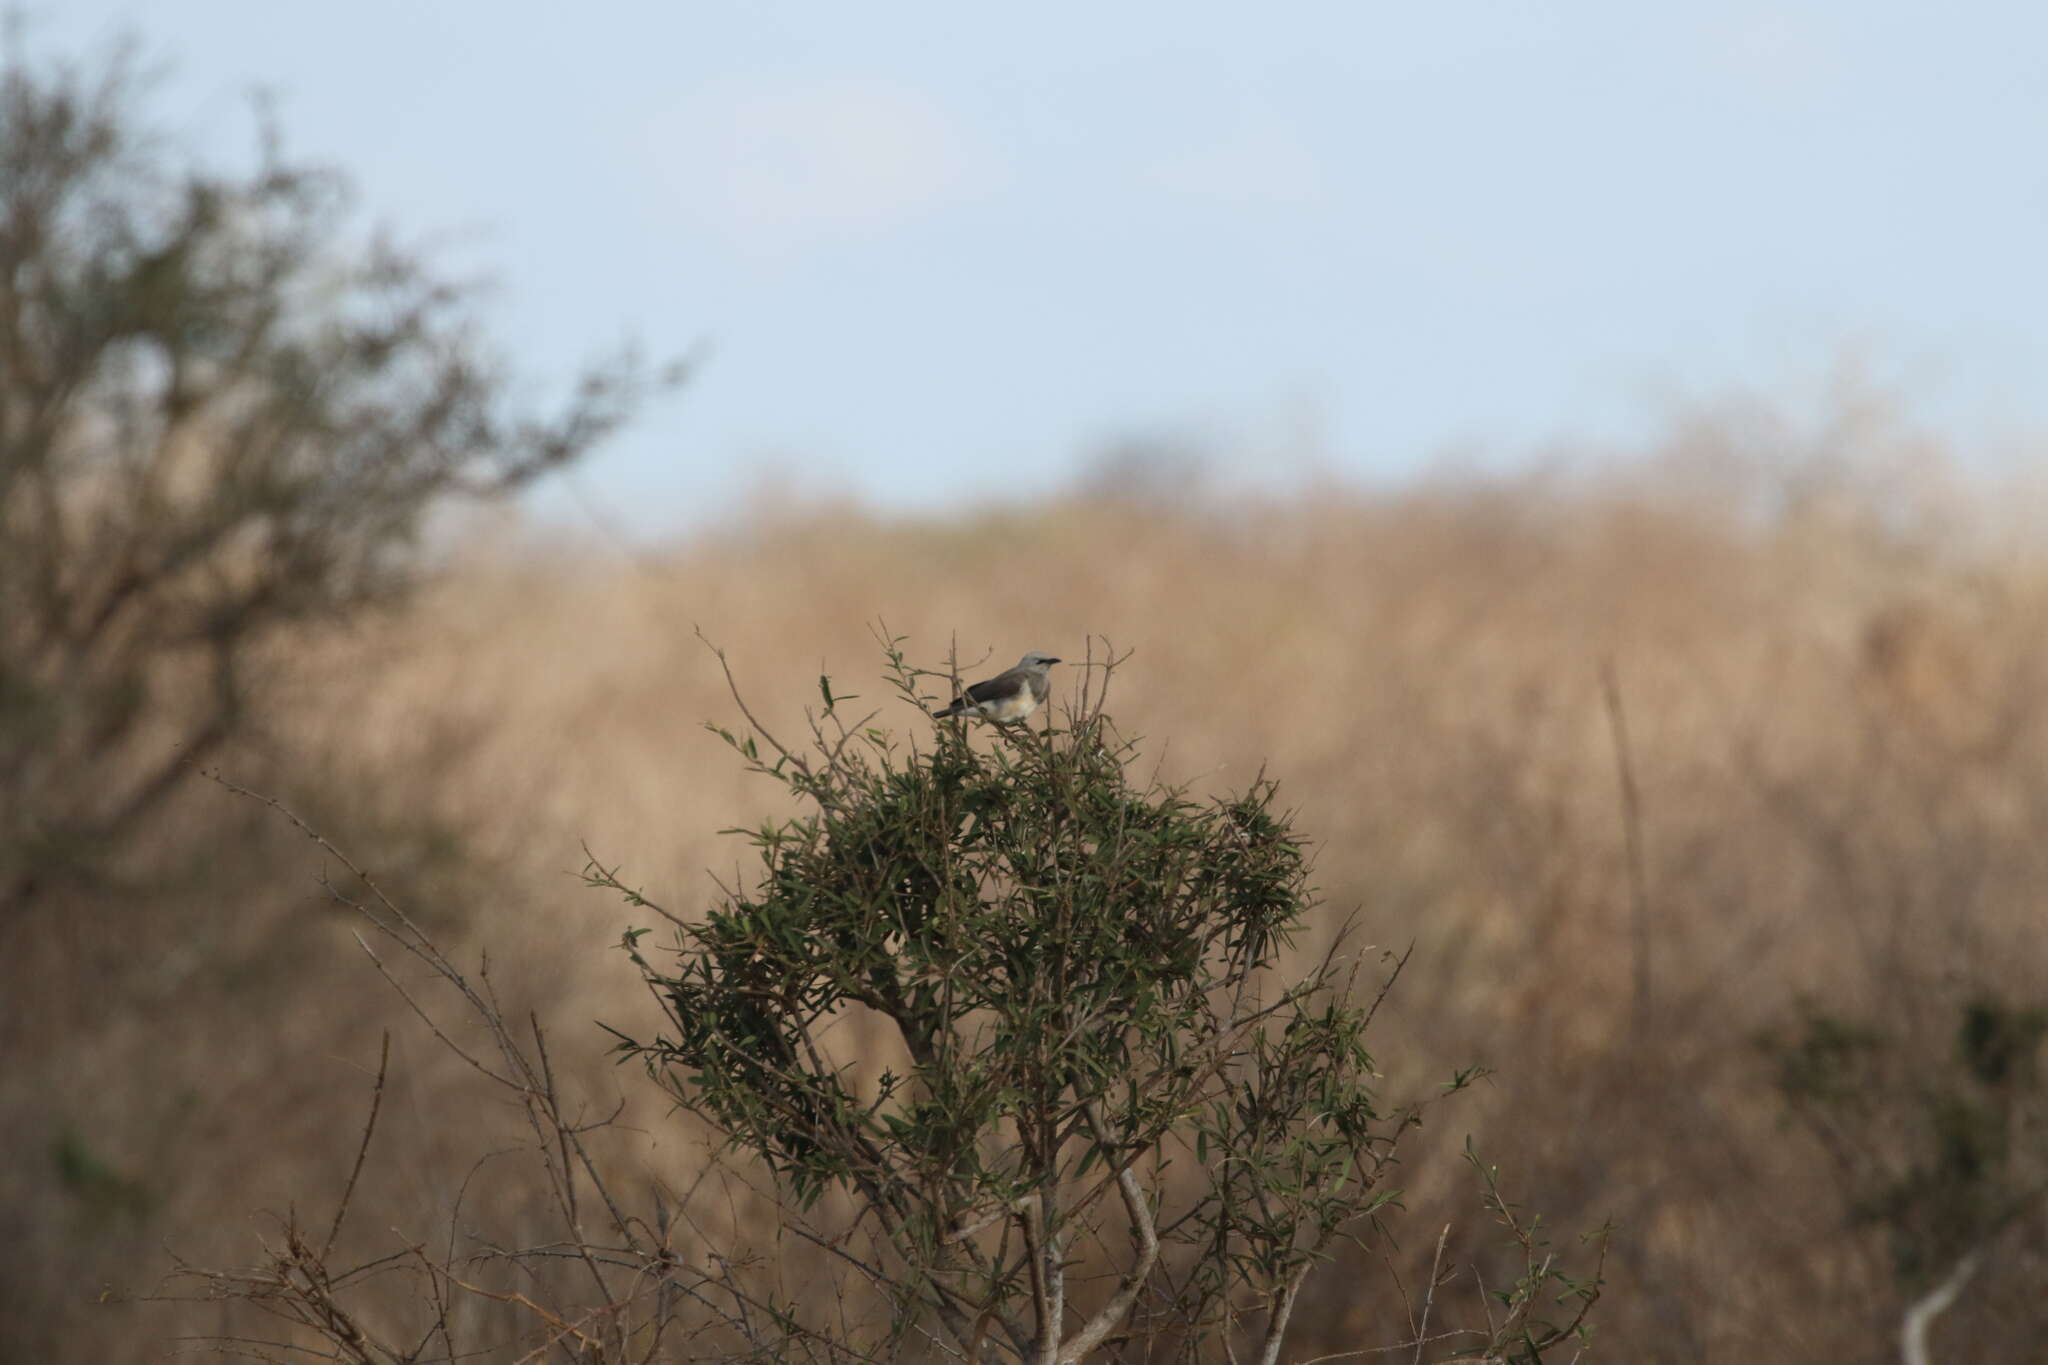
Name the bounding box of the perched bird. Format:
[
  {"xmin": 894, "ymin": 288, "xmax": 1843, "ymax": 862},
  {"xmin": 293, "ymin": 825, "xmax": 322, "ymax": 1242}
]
[{"xmin": 932, "ymin": 652, "xmax": 1062, "ymax": 722}]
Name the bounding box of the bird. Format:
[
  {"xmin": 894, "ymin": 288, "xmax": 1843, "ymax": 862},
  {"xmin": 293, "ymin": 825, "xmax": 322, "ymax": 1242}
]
[{"xmin": 932, "ymin": 652, "xmax": 1062, "ymax": 722}]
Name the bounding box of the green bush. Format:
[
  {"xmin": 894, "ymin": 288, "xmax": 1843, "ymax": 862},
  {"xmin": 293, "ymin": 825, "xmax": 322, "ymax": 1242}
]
[{"xmin": 597, "ymin": 639, "xmax": 1600, "ymax": 1362}]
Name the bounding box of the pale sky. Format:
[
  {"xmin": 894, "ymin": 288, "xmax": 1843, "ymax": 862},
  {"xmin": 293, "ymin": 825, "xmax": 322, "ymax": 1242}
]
[{"xmin": 43, "ymin": 2, "xmax": 2048, "ymax": 532}]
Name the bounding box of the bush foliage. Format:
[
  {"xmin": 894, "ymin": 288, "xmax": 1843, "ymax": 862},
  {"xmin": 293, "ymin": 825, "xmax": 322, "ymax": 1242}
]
[{"xmin": 594, "ymin": 639, "xmax": 1599, "ymax": 1362}]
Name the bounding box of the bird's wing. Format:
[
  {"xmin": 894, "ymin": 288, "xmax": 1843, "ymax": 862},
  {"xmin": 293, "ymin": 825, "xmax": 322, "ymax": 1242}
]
[{"xmin": 962, "ymin": 668, "xmax": 1027, "ymax": 705}]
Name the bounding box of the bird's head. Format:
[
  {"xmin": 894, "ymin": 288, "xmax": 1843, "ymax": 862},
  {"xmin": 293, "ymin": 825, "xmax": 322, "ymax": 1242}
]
[{"xmin": 1018, "ymin": 652, "xmax": 1061, "ymax": 670}]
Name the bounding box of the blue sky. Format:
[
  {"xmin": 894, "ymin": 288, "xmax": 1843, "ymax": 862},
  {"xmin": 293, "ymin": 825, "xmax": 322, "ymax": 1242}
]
[{"xmin": 45, "ymin": 2, "xmax": 2048, "ymax": 532}]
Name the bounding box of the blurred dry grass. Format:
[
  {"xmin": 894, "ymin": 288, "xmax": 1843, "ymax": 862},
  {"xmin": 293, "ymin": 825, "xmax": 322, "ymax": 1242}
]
[{"xmin": 8, "ymin": 401, "xmax": 2048, "ymax": 1360}]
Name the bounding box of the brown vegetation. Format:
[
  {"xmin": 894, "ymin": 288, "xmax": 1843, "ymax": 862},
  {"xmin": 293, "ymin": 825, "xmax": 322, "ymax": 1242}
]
[{"xmin": 7, "ymin": 404, "xmax": 2048, "ymax": 1360}]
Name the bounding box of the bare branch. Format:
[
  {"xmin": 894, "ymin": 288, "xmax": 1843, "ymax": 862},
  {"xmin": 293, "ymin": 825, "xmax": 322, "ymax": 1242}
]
[
  {"xmin": 1054, "ymin": 1102, "xmax": 1159, "ymax": 1365},
  {"xmin": 319, "ymin": 1032, "xmax": 390, "ymax": 1263}
]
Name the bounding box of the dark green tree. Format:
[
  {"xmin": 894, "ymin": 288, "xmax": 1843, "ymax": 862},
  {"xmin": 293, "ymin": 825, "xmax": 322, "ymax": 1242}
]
[{"xmin": 597, "ymin": 640, "xmax": 1602, "ymax": 1363}]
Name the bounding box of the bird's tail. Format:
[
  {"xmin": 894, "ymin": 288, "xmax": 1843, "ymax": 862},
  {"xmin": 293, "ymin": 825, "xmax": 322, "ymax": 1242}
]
[{"xmin": 932, "ymin": 701, "xmax": 963, "ymax": 719}]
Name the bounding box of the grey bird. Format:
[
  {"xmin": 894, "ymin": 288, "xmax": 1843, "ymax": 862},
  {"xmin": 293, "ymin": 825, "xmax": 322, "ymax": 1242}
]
[{"xmin": 932, "ymin": 652, "xmax": 1062, "ymax": 722}]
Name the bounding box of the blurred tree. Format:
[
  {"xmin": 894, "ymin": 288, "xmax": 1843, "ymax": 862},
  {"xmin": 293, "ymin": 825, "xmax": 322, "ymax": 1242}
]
[
  {"xmin": 1765, "ymin": 994, "xmax": 2048, "ymax": 1364},
  {"xmin": 0, "ymin": 35, "xmax": 672, "ymax": 912}
]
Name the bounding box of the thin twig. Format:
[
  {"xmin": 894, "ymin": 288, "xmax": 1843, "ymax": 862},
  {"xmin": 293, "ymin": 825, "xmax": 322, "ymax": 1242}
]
[
  {"xmin": 319, "ymin": 1032, "xmax": 390, "ymax": 1263},
  {"xmin": 1411, "ymin": 1224, "xmax": 1450, "ymax": 1365}
]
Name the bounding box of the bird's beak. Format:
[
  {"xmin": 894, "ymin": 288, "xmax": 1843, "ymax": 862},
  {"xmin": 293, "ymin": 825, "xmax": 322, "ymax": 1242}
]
[{"xmin": 1045, "ymin": 658, "xmax": 1062, "ymax": 665}]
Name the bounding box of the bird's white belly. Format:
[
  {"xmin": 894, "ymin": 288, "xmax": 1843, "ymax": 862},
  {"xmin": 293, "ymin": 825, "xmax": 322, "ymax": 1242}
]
[{"xmin": 977, "ymin": 693, "xmax": 1038, "ymax": 721}]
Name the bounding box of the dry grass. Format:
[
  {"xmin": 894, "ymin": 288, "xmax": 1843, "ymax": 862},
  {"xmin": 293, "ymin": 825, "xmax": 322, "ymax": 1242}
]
[{"xmin": 8, "ymin": 405, "xmax": 2048, "ymax": 1360}]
